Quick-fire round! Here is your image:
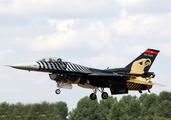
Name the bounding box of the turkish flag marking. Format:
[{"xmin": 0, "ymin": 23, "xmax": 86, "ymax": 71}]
[{"xmin": 145, "ymin": 50, "xmax": 158, "ymax": 54}]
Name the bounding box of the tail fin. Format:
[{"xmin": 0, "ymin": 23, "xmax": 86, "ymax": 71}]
[{"xmin": 125, "ymin": 49, "xmax": 160, "ymax": 74}]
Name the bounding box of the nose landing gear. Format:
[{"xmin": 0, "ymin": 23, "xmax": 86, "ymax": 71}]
[{"xmin": 54, "ymin": 80, "xmax": 73, "ymax": 95}]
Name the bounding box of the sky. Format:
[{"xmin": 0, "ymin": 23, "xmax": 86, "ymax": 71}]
[{"xmin": 0, "ymin": 0, "xmax": 171, "ymax": 111}]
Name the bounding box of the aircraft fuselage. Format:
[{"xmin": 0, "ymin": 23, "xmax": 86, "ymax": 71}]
[{"xmin": 10, "ymin": 49, "xmax": 164, "ymax": 100}]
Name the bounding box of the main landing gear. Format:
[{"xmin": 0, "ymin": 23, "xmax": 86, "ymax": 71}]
[
  {"xmin": 90, "ymin": 87, "xmax": 108, "ymax": 100},
  {"xmin": 101, "ymin": 92, "xmax": 108, "ymax": 99}
]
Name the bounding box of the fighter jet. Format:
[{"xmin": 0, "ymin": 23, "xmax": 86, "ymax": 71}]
[{"xmin": 10, "ymin": 49, "xmax": 165, "ymax": 100}]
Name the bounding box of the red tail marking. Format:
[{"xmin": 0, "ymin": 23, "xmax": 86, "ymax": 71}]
[{"xmin": 145, "ymin": 50, "xmax": 158, "ymax": 54}]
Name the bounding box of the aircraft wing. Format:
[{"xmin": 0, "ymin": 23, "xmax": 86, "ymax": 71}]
[
  {"xmin": 87, "ymin": 73, "xmax": 129, "ymax": 77},
  {"xmin": 88, "ymin": 73, "xmax": 166, "ymax": 87}
]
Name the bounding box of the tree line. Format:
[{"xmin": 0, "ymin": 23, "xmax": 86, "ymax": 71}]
[
  {"xmin": 0, "ymin": 91, "xmax": 171, "ymax": 120},
  {"xmin": 0, "ymin": 101, "xmax": 68, "ymax": 120}
]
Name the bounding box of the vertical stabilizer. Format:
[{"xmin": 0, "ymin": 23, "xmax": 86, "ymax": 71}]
[{"xmin": 125, "ymin": 49, "xmax": 160, "ymax": 74}]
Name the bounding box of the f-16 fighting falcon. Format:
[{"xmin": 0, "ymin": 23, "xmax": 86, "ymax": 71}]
[{"xmin": 10, "ymin": 49, "xmax": 165, "ymax": 100}]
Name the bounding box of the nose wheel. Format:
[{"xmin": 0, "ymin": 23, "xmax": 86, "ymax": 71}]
[{"xmin": 55, "ymin": 89, "xmax": 61, "ymax": 94}]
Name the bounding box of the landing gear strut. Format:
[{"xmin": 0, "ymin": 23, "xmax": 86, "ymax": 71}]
[
  {"xmin": 55, "ymin": 81, "xmax": 62, "ymax": 95},
  {"xmin": 90, "ymin": 88, "xmax": 98, "ymax": 100},
  {"xmin": 101, "ymin": 88, "xmax": 108, "ymax": 99},
  {"xmin": 89, "ymin": 87, "xmax": 108, "ymax": 100}
]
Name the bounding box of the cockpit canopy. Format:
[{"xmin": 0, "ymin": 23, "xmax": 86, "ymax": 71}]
[{"xmin": 38, "ymin": 57, "xmax": 67, "ymax": 63}]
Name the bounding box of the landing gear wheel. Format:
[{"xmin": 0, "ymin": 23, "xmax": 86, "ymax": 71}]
[
  {"xmin": 55, "ymin": 89, "xmax": 61, "ymax": 94},
  {"xmin": 90, "ymin": 93, "xmax": 97, "ymax": 100},
  {"xmin": 101, "ymin": 92, "xmax": 108, "ymax": 99}
]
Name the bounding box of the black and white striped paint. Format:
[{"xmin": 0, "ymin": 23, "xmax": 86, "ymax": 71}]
[{"xmin": 37, "ymin": 61, "xmax": 92, "ymax": 73}]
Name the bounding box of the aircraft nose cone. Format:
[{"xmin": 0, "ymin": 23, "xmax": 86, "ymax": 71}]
[
  {"xmin": 10, "ymin": 62, "xmax": 39, "ymax": 71},
  {"xmin": 11, "ymin": 63, "xmax": 29, "ymax": 69}
]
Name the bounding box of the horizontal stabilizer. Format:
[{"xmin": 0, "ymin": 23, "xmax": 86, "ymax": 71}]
[{"xmin": 127, "ymin": 78, "xmax": 166, "ymax": 87}]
